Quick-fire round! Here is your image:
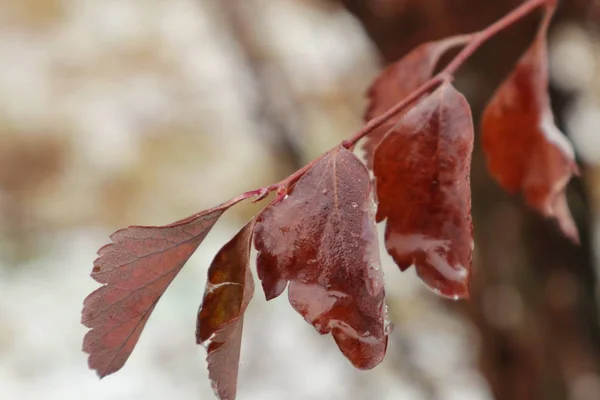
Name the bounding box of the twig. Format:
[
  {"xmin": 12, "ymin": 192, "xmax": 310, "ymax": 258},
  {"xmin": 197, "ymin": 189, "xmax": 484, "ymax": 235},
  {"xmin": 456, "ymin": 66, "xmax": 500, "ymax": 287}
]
[{"xmin": 230, "ymin": 0, "xmax": 552, "ymax": 203}]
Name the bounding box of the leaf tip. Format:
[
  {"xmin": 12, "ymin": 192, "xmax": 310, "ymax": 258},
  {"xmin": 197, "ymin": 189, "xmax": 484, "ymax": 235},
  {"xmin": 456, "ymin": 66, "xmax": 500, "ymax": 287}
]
[{"xmin": 94, "ymin": 368, "xmax": 109, "ymax": 380}]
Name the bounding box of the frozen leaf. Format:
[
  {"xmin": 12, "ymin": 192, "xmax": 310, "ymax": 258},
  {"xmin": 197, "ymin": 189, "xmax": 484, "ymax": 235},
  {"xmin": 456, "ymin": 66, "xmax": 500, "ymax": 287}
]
[
  {"xmin": 254, "ymin": 147, "xmax": 388, "ymax": 369},
  {"xmin": 197, "ymin": 220, "xmax": 256, "ymax": 400},
  {"xmin": 481, "ymin": 9, "xmax": 579, "ymax": 243},
  {"xmin": 374, "ymin": 84, "xmax": 474, "ymax": 299},
  {"xmin": 363, "ymin": 36, "xmax": 467, "ymax": 167},
  {"xmin": 82, "ymin": 205, "xmax": 231, "ymax": 378}
]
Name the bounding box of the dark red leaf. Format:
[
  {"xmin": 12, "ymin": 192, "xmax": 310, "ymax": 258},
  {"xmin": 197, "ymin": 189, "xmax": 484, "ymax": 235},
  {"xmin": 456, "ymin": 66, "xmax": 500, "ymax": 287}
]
[
  {"xmin": 82, "ymin": 205, "xmax": 230, "ymax": 378},
  {"xmin": 481, "ymin": 10, "xmax": 580, "ymax": 243},
  {"xmin": 373, "ymin": 83, "xmax": 474, "ymax": 299},
  {"xmin": 197, "ymin": 220, "xmax": 255, "ymax": 400},
  {"xmin": 254, "ymin": 147, "xmax": 389, "ymax": 369},
  {"xmin": 363, "ymin": 36, "xmax": 467, "ymax": 167}
]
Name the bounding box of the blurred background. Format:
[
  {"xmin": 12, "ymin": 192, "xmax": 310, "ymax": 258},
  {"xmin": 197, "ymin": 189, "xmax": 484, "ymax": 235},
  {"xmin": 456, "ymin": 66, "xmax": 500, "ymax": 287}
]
[{"xmin": 1, "ymin": 0, "xmax": 600, "ymax": 399}]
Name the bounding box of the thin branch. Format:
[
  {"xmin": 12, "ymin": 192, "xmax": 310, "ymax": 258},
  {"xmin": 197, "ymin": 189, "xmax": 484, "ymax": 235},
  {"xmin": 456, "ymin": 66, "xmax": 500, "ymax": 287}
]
[
  {"xmin": 341, "ymin": 0, "xmax": 548, "ymax": 149},
  {"xmin": 227, "ymin": 0, "xmax": 552, "ymax": 205}
]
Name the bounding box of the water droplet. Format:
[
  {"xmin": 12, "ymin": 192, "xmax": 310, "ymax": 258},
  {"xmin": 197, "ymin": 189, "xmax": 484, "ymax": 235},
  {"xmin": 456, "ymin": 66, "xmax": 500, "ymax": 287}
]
[
  {"xmin": 383, "ymin": 304, "xmax": 394, "ymax": 335},
  {"xmin": 351, "ymin": 202, "xmax": 358, "ymax": 208},
  {"xmin": 365, "ymin": 263, "xmax": 383, "ymax": 296},
  {"xmin": 322, "ymin": 189, "xmax": 328, "ymax": 195},
  {"xmin": 384, "ymin": 320, "xmax": 395, "ymax": 335},
  {"xmin": 209, "ymin": 379, "xmax": 220, "ymax": 398}
]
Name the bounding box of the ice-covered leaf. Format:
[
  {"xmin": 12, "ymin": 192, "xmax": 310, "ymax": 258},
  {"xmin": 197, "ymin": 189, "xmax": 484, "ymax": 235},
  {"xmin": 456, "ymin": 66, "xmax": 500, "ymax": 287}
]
[
  {"xmin": 363, "ymin": 36, "xmax": 467, "ymax": 167},
  {"xmin": 481, "ymin": 9, "xmax": 579, "ymax": 243},
  {"xmin": 374, "ymin": 83, "xmax": 474, "ymax": 299},
  {"xmin": 254, "ymin": 147, "xmax": 388, "ymax": 369},
  {"xmin": 197, "ymin": 221, "xmax": 255, "ymax": 400},
  {"xmin": 82, "ymin": 205, "xmax": 231, "ymax": 378}
]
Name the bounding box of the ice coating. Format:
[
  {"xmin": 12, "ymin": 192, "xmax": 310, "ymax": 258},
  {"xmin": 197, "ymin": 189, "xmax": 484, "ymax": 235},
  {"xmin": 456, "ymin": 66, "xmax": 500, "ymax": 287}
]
[
  {"xmin": 373, "ymin": 84, "xmax": 474, "ymax": 299},
  {"xmin": 540, "ymin": 111, "xmax": 575, "ymax": 160},
  {"xmin": 362, "ymin": 199, "xmax": 385, "ymax": 297},
  {"xmin": 288, "ymin": 282, "xmax": 351, "ymax": 332},
  {"xmin": 254, "ymin": 147, "xmax": 389, "ymax": 369},
  {"xmin": 387, "ymin": 233, "xmax": 469, "ymax": 287},
  {"xmin": 383, "ymin": 303, "xmax": 394, "ymax": 335},
  {"xmin": 203, "ymin": 281, "xmax": 243, "ymax": 295}
]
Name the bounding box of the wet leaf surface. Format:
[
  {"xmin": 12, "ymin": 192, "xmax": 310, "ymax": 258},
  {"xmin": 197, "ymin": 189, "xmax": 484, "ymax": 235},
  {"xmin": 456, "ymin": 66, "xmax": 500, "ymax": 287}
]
[
  {"xmin": 374, "ymin": 83, "xmax": 474, "ymax": 299},
  {"xmin": 254, "ymin": 147, "xmax": 389, "ymax": 369}
]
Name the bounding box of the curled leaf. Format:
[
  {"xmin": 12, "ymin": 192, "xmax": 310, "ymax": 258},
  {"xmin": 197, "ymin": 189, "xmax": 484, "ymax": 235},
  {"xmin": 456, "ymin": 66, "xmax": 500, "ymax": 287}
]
[
  {"xmin": 373, "ymin": 83, "xmax": 474, "ymax": 299},
  {"xmin": 254, "ymin": 147, "xmax": 388, "ymax": 369},
  {"xmin": 481, "ymin": 8, "xmax": 579, "ymax": 243},
  {"xmin": 82, "ymin": 205, "xmax": 231, "ymax": 378},
  {"xmin": 197, "ymin": 220, "xmax": 256, "ymax": 400},
  {"xmin": 363, "ymin": 36, "xmax": 468, "ymax": 167}
]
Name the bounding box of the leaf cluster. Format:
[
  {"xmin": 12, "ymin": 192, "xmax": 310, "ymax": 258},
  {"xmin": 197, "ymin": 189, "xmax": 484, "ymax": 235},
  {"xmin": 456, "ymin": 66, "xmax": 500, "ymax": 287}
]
[{"xmin": 81, "ymin": 1, "xmax": 580, "ymax": 398}]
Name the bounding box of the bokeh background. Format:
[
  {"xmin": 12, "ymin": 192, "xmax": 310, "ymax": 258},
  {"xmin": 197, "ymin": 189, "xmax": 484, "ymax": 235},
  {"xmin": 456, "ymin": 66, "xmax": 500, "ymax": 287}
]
[{"xmin": 1, "ymin": 0, "xmax": 600, "ymax": 399}]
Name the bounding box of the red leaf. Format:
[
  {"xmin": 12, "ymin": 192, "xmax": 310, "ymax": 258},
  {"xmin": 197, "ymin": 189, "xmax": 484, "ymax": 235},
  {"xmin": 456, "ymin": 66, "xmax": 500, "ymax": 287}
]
[
  {"xmin": 82, "ymin": 205, "xmax": 230, "ymax": 378},
  {"xmin": 373, "ymin": 83, "xmax": 474, "ymax": 299},
  {"xmin": 197, "ymin": 220, "xmax": 255, "ymax": 400},
  {"xmin": 254, "ymin": 147, "xmax": 389, "ymax": 369},
  {"xmin": 363, "ymin": 36, "xmax": 467, "ymax": 167},
  {"xmin": 481, "ymin": 11, "xmax": 580, "ymax": 243}
]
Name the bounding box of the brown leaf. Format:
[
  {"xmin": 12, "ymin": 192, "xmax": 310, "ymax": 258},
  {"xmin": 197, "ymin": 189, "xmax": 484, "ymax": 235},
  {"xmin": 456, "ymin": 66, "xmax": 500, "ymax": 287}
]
[
  {"xmin": 363, "ymin": 36, "xmax": 467, "ymax": 167},
  {"xmin": 82, "ymin": 205, "xmax": 230, "ymax": 378},
  {"xmin": 373, "ymin": 83, "xmax": 474, "ymax": 299},
  {"xmin": 481, "ymin": 10, "xmax": 580, "ymax": 243},
  {"xmin": 254, "ymin": 147, "xmax": 389, "ymax": 369},
  {"xmin": 197, "ymin": 220, "xmax": 255, "ymax": 400}
]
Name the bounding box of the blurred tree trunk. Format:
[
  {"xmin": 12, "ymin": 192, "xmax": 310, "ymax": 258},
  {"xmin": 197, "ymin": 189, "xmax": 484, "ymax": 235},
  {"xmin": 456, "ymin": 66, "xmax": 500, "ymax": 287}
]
[
  {"xmin": 339, "ymin": 1, "xmax": 600, "ymax": 399},
  {"xmin": 216, "ymin": 0, "xmax": 306, "ymax": 173}
]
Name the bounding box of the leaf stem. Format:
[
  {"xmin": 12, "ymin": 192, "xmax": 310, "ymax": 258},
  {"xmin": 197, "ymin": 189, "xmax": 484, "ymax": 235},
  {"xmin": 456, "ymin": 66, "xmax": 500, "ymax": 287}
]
[
  {"xmin": 254, "ymin": 151, "xmax": 331, "ymax": 201},
  {"xmin": 341, "ymin": 76, "xmax": 445, "ymax": 150},
  {"xmin": 222, "ymin": 188, "xmax": 266, "ymax": 207},
  {"xmin": 442, "ymin": 0, "xmax": 547, "ymax": 76}
]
